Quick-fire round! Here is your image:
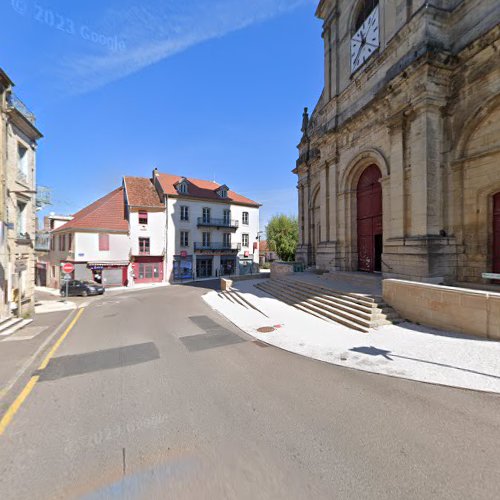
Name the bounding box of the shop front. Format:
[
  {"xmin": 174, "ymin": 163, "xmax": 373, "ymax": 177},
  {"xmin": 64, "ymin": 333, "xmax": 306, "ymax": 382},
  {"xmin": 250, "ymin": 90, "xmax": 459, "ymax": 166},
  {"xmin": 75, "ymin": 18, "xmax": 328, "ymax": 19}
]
[
  {"xmin": 220, "ymin": 257, "xmax": 236, "ymax": 276},
  {"xmin": 87, "ymin": 261, "xmax": 129, "ymax": 287},
  {"xmin": 173, "ymin": 253, "xmax": 193, "ymax": 281},
  {"xmin": 132, "ymin": 256, "xmax": 163, "ymax": 283},
  {"xmin": 238, "ymin": 255, "xmax": 256, "ymax": 276}
]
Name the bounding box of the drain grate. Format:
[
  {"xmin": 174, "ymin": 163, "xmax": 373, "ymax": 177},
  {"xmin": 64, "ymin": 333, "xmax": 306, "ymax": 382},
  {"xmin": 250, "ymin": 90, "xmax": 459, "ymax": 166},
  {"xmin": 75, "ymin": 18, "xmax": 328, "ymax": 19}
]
[{"xmin": 257, "ymin": 326, "xmax": 275, "ymax": 333}]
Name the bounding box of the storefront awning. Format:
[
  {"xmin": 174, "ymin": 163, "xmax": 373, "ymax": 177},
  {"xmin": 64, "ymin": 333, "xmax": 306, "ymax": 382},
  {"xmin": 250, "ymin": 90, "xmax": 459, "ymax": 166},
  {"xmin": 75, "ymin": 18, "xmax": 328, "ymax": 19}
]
[{"xmin": 87, "ymin": 261, "xmax": 129, "ymax": 267}]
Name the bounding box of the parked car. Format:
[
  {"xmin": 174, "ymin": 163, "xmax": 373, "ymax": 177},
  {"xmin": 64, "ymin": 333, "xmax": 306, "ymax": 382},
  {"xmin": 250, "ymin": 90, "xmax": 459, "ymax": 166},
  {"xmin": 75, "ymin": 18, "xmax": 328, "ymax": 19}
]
[{"xmin": 60, "ymin": 280, "xmax": 105, "ymax": 297}]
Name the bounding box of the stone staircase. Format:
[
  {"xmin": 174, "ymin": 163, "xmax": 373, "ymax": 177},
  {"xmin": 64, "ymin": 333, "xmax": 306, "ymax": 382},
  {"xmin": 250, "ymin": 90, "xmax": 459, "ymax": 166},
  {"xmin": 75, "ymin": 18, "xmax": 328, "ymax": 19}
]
[
  {"xmin": 255, "ymin": 278, "xmax": 401, "ymax": 333},
  {"xmin": 218, "ymin": 290, "xmax": 269, "ymax": 317},
  {"xmin": 0, "ymin": 316, "xmax": 33, "ymax": 337}
]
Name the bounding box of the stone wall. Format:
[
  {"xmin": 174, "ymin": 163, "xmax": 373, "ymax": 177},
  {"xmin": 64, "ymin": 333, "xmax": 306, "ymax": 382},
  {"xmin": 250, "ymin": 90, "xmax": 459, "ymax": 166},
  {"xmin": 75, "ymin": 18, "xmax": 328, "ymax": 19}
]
[
  {"xmin": 270, "ymin": 262, "xmax": 296, "ymax": 279},
  {"xmin": 383, "ymin": 279, "xmax": 500, "ymax": 340}
]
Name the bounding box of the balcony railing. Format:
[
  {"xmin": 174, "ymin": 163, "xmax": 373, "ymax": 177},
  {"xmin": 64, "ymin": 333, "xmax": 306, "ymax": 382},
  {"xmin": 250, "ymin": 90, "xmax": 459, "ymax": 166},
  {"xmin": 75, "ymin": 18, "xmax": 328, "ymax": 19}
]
[
  {"xmin": 7, "ymin": 93, "xmax": 36, "ymax": 124},
  {"xmin": 197, "ymin": 217, "xmax": 239, "ymax": 229},
  {"xmin": 194, "ymin": 242, "xmax": 241, "ymax": 252}
]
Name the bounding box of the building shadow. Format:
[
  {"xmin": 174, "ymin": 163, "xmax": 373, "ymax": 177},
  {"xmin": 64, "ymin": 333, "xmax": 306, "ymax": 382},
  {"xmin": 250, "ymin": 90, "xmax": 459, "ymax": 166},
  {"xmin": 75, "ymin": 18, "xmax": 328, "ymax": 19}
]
[{"xmin": 349, "ymin": 345, "xmax": 500, "ymax": 381}]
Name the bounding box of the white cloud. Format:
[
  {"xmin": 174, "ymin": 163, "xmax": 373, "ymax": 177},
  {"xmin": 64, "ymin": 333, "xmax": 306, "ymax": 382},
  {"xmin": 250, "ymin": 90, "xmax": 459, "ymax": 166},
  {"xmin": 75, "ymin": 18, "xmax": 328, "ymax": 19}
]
[{"xmin": 60, "ymin": 0, "xmax": 309, "ymax": 94}]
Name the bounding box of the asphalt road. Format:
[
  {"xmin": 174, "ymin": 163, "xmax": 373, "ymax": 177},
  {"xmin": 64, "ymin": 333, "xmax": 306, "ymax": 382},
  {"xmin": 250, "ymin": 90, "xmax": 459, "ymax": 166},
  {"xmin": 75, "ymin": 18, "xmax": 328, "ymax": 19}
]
[{"xmin": 1, "ymin": 282, "xmax": 499, "ymax": 499}]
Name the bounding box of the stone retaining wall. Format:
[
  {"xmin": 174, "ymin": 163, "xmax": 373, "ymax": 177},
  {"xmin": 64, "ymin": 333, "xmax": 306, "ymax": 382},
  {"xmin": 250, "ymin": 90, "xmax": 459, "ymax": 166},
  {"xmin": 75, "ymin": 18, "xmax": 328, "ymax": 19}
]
[{"xmin": 383, "ymin": 279, "xmax": 500, "ymax": 340}]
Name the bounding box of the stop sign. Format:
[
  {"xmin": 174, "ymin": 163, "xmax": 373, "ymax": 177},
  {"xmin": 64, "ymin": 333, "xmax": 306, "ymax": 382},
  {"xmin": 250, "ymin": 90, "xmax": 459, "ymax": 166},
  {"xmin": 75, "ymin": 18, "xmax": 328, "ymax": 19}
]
[{"xmin": 62, "ymin": 262, "xmax": 74, "ymax": 274}]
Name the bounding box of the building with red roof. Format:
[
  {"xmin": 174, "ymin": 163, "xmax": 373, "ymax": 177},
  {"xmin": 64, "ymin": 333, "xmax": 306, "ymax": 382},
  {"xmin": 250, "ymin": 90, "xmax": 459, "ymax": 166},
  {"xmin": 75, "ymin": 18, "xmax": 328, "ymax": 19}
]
[
  {"xmin": 47, "ymin": 188, "xmax": 131, "ymax": 288},
  {"xmin": 47, "ymin": 169, "xmax": 261, "ymax": 288}
]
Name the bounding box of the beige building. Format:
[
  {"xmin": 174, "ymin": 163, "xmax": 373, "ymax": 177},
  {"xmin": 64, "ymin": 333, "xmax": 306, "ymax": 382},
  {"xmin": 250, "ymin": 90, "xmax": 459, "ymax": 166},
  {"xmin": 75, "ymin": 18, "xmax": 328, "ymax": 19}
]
[
  {"xmin": 295, "ymin": 0, "xmax": 500, "ymax": 284},
  {"xmin": 0, "ymin": 68, "xmax": 42, "ymax": 318}
]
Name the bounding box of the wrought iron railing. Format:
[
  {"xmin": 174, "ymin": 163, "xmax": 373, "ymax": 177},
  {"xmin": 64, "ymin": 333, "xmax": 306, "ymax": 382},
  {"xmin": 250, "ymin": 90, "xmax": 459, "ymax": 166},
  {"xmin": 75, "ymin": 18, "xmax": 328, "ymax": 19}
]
[
  {"xmin": 197, "ymin": 217, "xmax": 239, "ymax": 229},
  {"xmin": 194, "ymin": 242, "xmax": 241, "ymax": 251},
  {"xmin": 36, "ymin": 186, "xmax": 52, "ymax": 210},
  {"xmin": 35, "ymin": 231, "xmax": 51, "ymax": 251},
  {"xmin": 7, "ymin": 93, "xmax": 36, "ymax": 124}
]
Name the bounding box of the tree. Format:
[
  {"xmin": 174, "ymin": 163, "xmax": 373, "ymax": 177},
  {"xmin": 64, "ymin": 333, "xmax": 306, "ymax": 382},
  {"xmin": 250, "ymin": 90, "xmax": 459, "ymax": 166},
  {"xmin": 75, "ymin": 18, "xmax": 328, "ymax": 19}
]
[{"xmin": 266, "ymin": 214, "xmax": 299, "ymax": 262}]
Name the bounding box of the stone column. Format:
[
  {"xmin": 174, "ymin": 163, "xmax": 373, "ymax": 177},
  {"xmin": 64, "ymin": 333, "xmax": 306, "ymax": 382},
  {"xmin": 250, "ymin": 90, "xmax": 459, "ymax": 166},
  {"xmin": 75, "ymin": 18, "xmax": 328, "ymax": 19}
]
[
  {"xmin": 388, "ymin": 115, "xmax": 405, "ymax": 238},
  {"xmin": 328, "ymin": 161, "xmax": 338, "ymax": 242},
  {"xmin": 409, "ymin": 102, "xmax": 445, "ymax": 236},
  {"xmin": 297, "ymin": 184, "xmax": 303, "ymax": 245},
  {"xmin": 319, "ymin": 165, "xmax": 328, "ymax": 243}
]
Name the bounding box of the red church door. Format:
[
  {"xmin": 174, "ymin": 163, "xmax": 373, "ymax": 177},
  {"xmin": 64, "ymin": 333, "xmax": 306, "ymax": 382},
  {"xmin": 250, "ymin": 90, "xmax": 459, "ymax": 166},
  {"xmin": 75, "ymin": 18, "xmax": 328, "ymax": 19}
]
[
  {"xmin": 357, "ymin": 165, "xmax": 383, "ymax": 273},
  {"xmin": 493, "ymin": 193, "xmax": 500, "ymax": 274}
]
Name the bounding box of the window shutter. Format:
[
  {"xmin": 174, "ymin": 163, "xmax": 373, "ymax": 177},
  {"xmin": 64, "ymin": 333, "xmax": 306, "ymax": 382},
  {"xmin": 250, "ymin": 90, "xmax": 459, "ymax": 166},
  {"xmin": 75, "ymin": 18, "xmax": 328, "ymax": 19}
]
[{"xmin": 99, "ymin": 233, "xmax": 110, "ymax": 251}]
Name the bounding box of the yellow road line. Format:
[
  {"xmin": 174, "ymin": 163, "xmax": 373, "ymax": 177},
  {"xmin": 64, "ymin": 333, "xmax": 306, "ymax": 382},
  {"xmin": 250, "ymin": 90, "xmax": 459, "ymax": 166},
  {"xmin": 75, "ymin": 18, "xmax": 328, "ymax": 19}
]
[
  {"xmin": 0, "ymin": 307, "xmax": 85, "ymax": 437},
  {"xmin": 0, "ymin": 376, "xmax": 39, "ymax": 436},
  {"xmin": 38, "ymin": 308, "xmax": 85, "ymax": 370}
]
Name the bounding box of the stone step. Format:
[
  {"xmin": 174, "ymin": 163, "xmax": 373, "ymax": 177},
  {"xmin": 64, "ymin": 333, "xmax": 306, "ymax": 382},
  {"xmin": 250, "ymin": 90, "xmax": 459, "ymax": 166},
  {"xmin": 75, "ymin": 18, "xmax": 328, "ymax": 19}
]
[
  {"xmin": 275, "ymin": 280, "xmax": 377, "ymax": 316},
  {"xmin": 0, "ymin": 317, "xmax": 24, "ymax": 335},
  {"xmin": 0, "ymin": 318, "xmax": 33, "ymax": 337},
  {"xmin": 256, "ymin": 282, "xmax": 370, "ymax": 332},
  {"xmin": 277, "ymin": 278, "xmax": 378, "ymax": 306},
  {"xmin": 256, "ymin": 285, "xmax": 368, "ymax": 333},
  {"xmin": 275, "ymin": 278, "xmax": 402, "ymax": 324},
  {"xmin": 257, "ymin": 278, "xmax": 402, "ymax": 330},
  {"xmin": 260, "ymin": 281, "xmax": 374, "ymax": 327}
]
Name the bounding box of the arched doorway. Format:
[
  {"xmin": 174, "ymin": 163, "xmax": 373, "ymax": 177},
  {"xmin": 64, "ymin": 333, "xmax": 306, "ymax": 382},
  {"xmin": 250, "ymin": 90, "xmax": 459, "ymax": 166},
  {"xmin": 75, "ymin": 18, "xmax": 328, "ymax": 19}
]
[
  {"xmin": 357, "ymin": 164, "xmax": 382, "ymax": 272},
  {"xmin": 494, "ymin": 193, "xmax": 500, "ymax": 274}
]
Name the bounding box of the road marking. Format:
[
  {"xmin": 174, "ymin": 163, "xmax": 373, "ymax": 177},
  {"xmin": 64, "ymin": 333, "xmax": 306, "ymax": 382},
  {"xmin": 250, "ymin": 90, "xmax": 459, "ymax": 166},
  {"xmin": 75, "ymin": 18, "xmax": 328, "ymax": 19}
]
[
  {"xmin": 0, "ymin": 307, "xmax": 85, "ymax": 436},
  {"xmin": 0, "ymin": 309, "xmax": 78, "ymax": 402},
  {"xmin": 0, "ymin": 376, "xmax": 39, "ymax": 436},
  {"xmin": 38, "ymin": 308, "xmax": 85, "ymax": 371}
]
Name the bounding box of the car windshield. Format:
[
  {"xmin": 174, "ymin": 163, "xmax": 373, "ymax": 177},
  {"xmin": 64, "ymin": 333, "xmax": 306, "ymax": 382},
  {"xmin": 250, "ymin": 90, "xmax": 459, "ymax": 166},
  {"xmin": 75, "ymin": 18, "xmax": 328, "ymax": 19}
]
[{"xmin": 83, "ymin": 281, "xmax": 99, "ymax": 285}]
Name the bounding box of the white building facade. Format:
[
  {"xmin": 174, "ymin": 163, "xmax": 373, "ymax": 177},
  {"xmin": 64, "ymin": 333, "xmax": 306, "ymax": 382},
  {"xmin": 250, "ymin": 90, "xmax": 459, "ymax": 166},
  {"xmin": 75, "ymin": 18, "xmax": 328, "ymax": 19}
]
[
  {"xmin": 48, "ymin": 172, "xmax": 261, "ymax": 289},
  {"xmin": 165, "ymin": 196, "xmax": 260, "ymax": 282}
]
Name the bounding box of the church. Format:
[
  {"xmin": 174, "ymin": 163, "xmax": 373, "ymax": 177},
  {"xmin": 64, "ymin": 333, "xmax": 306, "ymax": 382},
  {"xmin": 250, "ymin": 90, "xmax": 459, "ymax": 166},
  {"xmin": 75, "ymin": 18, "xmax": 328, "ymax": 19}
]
[{"xmin": 294, "ymin": 0, "xmax": 500, "ymax": 284}]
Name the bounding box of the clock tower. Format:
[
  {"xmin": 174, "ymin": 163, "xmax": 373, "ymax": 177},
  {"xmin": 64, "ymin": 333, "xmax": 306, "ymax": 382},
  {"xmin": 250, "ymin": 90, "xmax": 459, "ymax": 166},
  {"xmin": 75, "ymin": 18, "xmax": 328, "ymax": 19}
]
[{"xmin": 351, "ymin": 3, "xmax": 379, "ymax": 73}]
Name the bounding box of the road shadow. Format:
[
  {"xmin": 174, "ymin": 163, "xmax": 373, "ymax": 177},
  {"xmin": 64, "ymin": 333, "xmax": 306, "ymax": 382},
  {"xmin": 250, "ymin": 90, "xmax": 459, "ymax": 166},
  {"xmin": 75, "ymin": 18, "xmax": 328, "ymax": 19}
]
[{"xmin": 37, "ymin": 342, "xmax": 160, "ymax": 381}]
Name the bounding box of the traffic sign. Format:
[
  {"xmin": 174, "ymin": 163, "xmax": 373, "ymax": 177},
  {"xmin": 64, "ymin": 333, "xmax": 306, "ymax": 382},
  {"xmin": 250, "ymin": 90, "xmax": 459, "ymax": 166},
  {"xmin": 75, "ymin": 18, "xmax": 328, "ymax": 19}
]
[
  {"xmin": 61, "ymin": 262, "xmax": 74, "ymax": 274},
  {"xmin": 63, "ymin": 273, "xmax": 72, "ymax": 281}
]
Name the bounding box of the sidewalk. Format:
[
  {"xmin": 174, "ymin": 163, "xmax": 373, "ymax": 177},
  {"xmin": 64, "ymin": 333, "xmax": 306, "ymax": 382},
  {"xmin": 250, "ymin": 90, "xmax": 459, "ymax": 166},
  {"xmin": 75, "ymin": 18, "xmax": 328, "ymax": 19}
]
[
  {"xmin": 203, "ymin": 279, "xmax": 500, "ymax": 394},
  {"xmin": 0, "ymin": 308, "xmax": 76, "ymax": 405}
]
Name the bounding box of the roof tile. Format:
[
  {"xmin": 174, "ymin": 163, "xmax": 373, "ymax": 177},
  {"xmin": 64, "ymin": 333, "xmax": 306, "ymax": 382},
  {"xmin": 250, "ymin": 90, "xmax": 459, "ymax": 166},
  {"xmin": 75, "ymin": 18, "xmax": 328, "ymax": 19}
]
[
  {"xmin": 156, "ymin": 173, "xmax": 260, "ymax": 207},
  {"xmin": 123, "ymin": 176, "xmax": 163, "ymax": 208},
  {"xmin": 54, "ymin": 187, "xmax": 128, "ymax": 232}
]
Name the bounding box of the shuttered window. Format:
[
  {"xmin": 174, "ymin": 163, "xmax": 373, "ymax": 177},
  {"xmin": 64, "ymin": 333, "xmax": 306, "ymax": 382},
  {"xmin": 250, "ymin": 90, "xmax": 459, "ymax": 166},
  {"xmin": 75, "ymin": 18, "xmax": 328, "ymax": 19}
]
[{"xmin": 99, "ymin": 233, "xmax": 110, "ymax": 251}]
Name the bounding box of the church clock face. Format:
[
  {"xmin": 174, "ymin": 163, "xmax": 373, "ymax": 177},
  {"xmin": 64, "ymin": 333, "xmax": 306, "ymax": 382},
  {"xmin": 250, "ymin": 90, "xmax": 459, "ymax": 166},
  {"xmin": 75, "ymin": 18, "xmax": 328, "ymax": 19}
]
[{"xmin": 351, "ymin": 6, "xmax": 379, "ymax": 73}]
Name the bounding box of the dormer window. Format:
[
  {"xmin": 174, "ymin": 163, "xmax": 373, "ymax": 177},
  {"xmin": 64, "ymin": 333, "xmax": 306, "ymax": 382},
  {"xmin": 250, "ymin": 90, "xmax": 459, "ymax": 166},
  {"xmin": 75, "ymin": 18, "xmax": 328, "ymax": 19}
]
[
  {"xmin": 177, "ymin": 180, "xmax": 188, "ymax": 194},
  {"xmin": 217, "ymin": 184, "xmax": 229, "ymax": 198},
  {"xmin": 139, "ymin": 211, "xmax": 148, "ymax": 225}
]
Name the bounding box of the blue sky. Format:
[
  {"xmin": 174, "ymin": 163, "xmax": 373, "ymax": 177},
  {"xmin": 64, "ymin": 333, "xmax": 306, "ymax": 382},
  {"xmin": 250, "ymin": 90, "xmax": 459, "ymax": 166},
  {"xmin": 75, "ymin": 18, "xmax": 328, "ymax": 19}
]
[{"xmin": 3, "ymin": 0, "xmax": 323, "ymax": 229}]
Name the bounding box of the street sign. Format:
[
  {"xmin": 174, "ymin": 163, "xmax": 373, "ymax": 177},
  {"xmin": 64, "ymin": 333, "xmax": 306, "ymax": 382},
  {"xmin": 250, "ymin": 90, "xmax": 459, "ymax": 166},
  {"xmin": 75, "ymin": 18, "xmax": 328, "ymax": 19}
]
[
  {"xmin": 63, "ymin": 273, "xmax": 72, "ymax": 281},
  {"xmin": 15, "ymin": 261, "xmax": 27, "ymax": 272},
  {"xmin": 62, "ymin": 262, "xmax": 74, "ymax": 274}
]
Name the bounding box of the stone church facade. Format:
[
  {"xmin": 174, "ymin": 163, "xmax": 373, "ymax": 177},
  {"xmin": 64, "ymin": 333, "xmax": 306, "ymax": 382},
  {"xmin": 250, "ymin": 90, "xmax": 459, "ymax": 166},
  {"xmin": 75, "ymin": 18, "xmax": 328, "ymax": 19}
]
[{"xmin": 294, "ymin": 0, "xmax": 500, "ymax": 284}]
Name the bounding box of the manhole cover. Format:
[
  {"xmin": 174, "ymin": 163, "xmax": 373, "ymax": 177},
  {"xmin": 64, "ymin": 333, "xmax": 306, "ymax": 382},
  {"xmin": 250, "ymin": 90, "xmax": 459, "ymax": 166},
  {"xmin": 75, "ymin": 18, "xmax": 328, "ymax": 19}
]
[{"xmin": 257, "ymin": 326, "xmax": 275, "ymax": 333}]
